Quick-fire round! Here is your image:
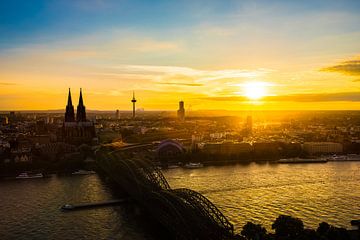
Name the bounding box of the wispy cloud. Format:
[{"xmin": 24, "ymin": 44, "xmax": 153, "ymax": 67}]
[
  {"xmin": 322, "ymin": 57, "xmax": 360, "ymax": 75},
  {"xmin": 157, "ymin": 82, "xmax": 203, "ymax": 87},
  {"xmin": 108, "ymin": 65, "xmax": 271, "ymax": 83},
  {"xmin": 200, "ymin": 92, "xmax": 360, "ymax": 102},
  {"xmin": 0, "ymin": 82, "xmax": 16, "ymax": 85}
]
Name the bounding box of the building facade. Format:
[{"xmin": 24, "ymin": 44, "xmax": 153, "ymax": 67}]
[
  {"xmin": 177, "ymin": 101, "xmax": 185, "ymax": 121},
  {"xmin": 61, "ymin": 89, "xmax": 96, "ymax": 145},
  {"xmin": 302, "ymin": 142, "xmax": 343, "ymax": 155}
]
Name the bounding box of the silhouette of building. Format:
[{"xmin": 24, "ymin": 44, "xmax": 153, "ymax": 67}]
[
  {"xmin": 245, "ymin": 115, "xmax": 252, "ymax": 135},
  {"xmin": 65, "ymin": 89, "xmax": 75, "ymax": 122},
  {"xmin": 131, "ymin": 91, "xmax": 137, "ymax": 118},
  {"xmin": 76, "ymin": 88, "xmax": 86, "ymax": 122},
  {"xmin": 115, "ymin": 109, "xmax": 120, "ymax": 119},
  {"xmin": 177, "ymin": 100, "xmax": 185, "ymax": 121},
  {"xmin": 61, "ymin": 88, "xmax": 96, "ymax": 145},
  {"xmin": 156, "ymin": 139, "xmax": 185, "ymax": 164},
  {"xmin": 303, "ymin": 142, "xmax": 343, "ymax": 155},
  {"xmin": 0, "ymin": 116, "xmax": 8, "ymax": 125},
  {"xmin": 8, "ymin": 111, "xmax": 16, "ymax": 123}
]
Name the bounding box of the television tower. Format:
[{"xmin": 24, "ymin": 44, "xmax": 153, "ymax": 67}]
[{"xmin": 131, "ymin": 91, "xmax": 137, "ymax": 118}]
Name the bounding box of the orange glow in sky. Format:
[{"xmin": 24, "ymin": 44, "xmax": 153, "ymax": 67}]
[{"xmin": 1, "ymin": 1, "xmax": 360, "ymax": 111}]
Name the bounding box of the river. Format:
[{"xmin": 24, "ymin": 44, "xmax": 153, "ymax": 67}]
[{"xmin": 1, "ymin": 162, "xmax": 359, "ymax": 239}]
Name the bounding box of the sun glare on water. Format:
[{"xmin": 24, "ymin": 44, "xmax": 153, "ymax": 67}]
[{"xmin": 243, "ymin": 82, "xmax": 269, "ymax": 100}]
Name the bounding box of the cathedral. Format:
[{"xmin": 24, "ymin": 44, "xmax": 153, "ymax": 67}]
[{"xmin": 61, "ymin": 88, "xmax": 96, "ymax": 145}]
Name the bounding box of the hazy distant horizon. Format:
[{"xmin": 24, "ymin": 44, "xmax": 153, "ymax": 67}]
[{"xmin": 1, "ymin": 108, "xmax": 359, "ymax": 115}]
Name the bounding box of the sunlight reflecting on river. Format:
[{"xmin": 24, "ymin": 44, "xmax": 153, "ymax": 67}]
[{"xmin": 163, "ymin": 162, "xmax": 360, "ymax": 231}]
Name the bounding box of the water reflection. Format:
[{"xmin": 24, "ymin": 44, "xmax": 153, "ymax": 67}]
[
  {"xmin": 163, "ymin": 162, "xmax": 360, "ymax": 231},
  {"xmin": 0, "ymin": 175, "xmax": 153, "ymax": 240},
  {"xmin": 1, "ymin": 162, "xmax": 359, "ymax": 239}
]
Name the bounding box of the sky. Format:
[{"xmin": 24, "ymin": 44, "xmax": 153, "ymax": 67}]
[{"xmin": 1, "ymin": 0, "xmax": 360, "ymax": 111}]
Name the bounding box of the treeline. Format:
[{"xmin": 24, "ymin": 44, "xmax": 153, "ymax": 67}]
[{"xmin": 236, "ymin": 215, "xmax": 354, "ymax": 240}]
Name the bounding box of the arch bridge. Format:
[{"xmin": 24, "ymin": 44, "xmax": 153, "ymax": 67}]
[{"xmin": 96, "ymin": 146, "xmax": 235, "ymax": 240}]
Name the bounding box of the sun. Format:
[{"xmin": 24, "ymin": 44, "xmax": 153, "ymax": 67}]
[{"xmin": 243, "ymin": 82, "xmax": 268, "ymax": 100}]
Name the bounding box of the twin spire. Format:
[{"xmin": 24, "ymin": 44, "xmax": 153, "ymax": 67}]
[{"xmin": 65, "ymin": 88, "xmax": 86, "ymax": 122}]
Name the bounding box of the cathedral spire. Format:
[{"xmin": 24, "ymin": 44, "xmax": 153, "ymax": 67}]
[
  {"xmin": 65, "ymin": 88, "xmax": 75, "ymax": 122},
  {"xmin": 79, "ymin": 88, "xmax": 84, "ymax": 106},
  {"xmin": 67, "ymin": 88, "xmax": 73, "ymax": 106},
  {"xmin": 76, "ymin": 88, "xmax": 87, "ymax": 122}
]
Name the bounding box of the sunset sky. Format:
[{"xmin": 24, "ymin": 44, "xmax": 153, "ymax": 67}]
[{"xmin": 1, "ymin": 0, "xmax": 360, "ymax": 111}]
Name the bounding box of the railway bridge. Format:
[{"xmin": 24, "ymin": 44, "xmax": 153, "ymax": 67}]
[{"xmin": 96, "ymin": 146, "xmax": 237, "ymax": 240}]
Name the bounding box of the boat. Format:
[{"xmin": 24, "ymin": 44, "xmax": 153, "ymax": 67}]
[
  {"xmin": 277, "ymin": 158, "xmax": 327, "ymax": 164},
  {"xmin": 61, "ymin": 204, "xmax": 75, "ymax": 210},
  {"xmin": 167, "ymin": 165, "xmax": 180, "ymax": 169},
  {"xmin": 71, "ymin": 170, "xmax": 96, "ymax": 175},
  {"xmin": 347, "ymin": 154, "xmax": 360, "ymax": 161},
  {"xmin": 16, "ymin": 172, "xmax": 44, "ymax": 179},
  {"xmin": 327, "ymin": 154, "xmax": 360, "ymax": 161},
  {"xmin": 61, "ymin": 199, "xmax": 128, "ymax": 211},
  {"xmin": 184, "ymin": 162, "xmax": 204, "ymax": 169}
]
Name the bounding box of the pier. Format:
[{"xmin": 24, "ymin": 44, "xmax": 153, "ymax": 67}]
[{"xmin": 61, "ymin": 199, "xmax": 129, "ymax": 211}]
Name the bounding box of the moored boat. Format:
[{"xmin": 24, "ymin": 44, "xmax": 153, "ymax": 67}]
[
  {"xmin": 184, "ymin": 162, "xmax": 204, "ymax": 169},
  {"xmin": 16, "ymin": 172, "xmax": 44, "ymax": 179},
  {"xmin": 71, "ymin": 170, "xmax": 96, "ymax": 175},
  {"xmin": 277, "ymin": 158, "xmax": 327, "ymax": 164},
  {"xmin": 61, "ymin": 204, "xmax": 75, "ymax": 210},
  {"xmin": 327, "ymin": 154, "xmax": 360, "ymax": 161},
  {"xmin": 167, "ymin": 165, "xmax": 180, "ymax": 169}
]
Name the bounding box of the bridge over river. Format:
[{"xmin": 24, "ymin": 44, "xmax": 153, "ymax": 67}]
[{"xmin": 96, "ymin": 146, "xmax": 238, "ymax": 240}]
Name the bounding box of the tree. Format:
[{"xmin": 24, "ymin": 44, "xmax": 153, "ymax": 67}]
[
  {"xmin": 241, "ymin": 222, "xmax": 267, "ymax": 240},
  {"xmin": 272, "ymin": 215, "xmax": 304, "ymax": 239}
]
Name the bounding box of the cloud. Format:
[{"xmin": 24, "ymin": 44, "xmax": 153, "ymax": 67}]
[
  {"xmin": 157, "ymin": 82, "xmax": 203, "ymax": 87},
  {"xmin": 200, "ymin": 92, "xmax": 360, "ymax": 102},
  {"xmin": 268, "ymin": 92, "xmax": 360, "ymax": 102},
  {"xmin": 322, "ymin": 58, "xmax": 360, "ymax": 75},
  {"xmin": 108, "ymin": 65, "xmax": 270, "ymax": 83},
  {"xmin": 0, "ymin": 82, "xmax": 16, "ymax": 85}
]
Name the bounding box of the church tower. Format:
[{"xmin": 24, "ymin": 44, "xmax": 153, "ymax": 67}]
[
  {"xmin": 65, "ymin": 88, "xmax": 75, "ymax": 122},
  {"xmin": 76, "ymin": 88, "xmax": 87, "ymax": 122}
]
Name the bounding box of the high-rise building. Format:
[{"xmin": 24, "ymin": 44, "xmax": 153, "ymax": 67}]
[
  {"xmin": 131, "ymin": 91, "xmax": 137, "ymax": 118},
  {"xmin": 115, "ymin": 109, "xmax": 120, "ymax": 119},
  {"xmin": 61, "ymin": 88, "xmax": 96, "ymax": 145},
  {"xmin": 245, "ymin": 115, "xmax": 252, "ymax": 135},
  {"xmin": 177, "ymin": 101, "xmax": 185, "ymax": 121}
]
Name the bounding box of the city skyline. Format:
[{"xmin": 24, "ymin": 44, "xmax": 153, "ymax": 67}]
[{"xmin": 1, "ymin": 0, "xmax": 360, "ymax": 111}]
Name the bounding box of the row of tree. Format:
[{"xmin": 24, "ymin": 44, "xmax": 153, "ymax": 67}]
[{"xmin": 237, "ymin": 215, "xmax": 353, "ymax": 240}]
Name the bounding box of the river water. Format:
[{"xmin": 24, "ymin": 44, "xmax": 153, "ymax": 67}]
[{"xmin": 1, "ymin": 162, "xmax": 359, "ymax": 239}]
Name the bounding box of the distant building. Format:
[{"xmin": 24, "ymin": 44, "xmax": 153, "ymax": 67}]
[
  {"xmin": 245, "ymin": 115, "xmax": 252, "ymax": 135},
  {"xmin": 0, "ymin": 116, "xmax": 8, "ymax": 125},
  {"xmin": 131, "ymin": 91, "xmax": 137, "ymax": 118},
  {"xmin": 60, "ymin": 88, "xmax": 96, "ymax": 145},
  {"xmin": 156, "ymin": 139, "xmax": 185, "ymax": 163},
  {"xmin": 115, "ymin": 109, "xmax": 120, "ymax": 119},
  {"xmin": 202, "ymin": 142, "xmax": 252, "ymax": 155},
  {"xmin": 253, "ymin": 142, "xmax": 280, "ymax": 160},
  {"xmin": 303, "ymin": 142, "xmax": 343, "ymax": 155},
  {"xmin": 177, "ymin": 101, "xmax": 185, "ymax": 121},
  {"xmin": 8, "ymin": 111, "xmax": 16, "ymax": 123}
]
